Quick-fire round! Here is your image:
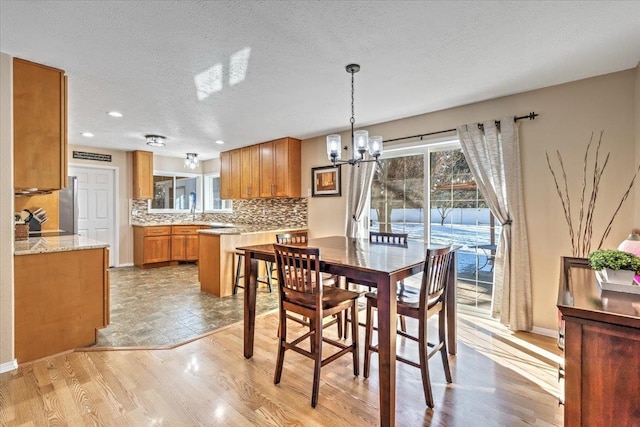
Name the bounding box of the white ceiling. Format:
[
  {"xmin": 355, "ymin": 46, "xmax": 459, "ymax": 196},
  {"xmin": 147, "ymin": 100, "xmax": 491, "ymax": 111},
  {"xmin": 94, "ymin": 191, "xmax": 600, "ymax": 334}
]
[{"xmin": 1, "ymin": 1, "xmax": 639, "ymax": 161}]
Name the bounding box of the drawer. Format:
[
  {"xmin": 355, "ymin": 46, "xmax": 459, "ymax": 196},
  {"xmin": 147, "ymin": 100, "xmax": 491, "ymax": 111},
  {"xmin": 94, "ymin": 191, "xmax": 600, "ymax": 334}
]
[
  {"xmin": 143, "ymin": 226, "xmax": 171, "ymax": 236},
  {"xmin": 171, "ymin": 225, "xmax": 201, "ymax": 235}
]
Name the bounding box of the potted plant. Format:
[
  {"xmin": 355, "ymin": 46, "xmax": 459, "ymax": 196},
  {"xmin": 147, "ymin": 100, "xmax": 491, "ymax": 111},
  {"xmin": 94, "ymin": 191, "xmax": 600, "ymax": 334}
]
[{"xmin": 588, "ymin": 249, "xmax": 640, "ymax": 285}]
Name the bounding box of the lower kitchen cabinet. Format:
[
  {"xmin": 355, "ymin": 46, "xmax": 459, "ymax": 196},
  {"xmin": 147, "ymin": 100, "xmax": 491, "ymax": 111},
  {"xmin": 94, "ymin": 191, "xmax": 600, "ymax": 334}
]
[
  {"xmin": 134, "ymin": 225, "xmax": 203, "ymax": 268},
  {"xmin": 14, "ymin": 247, "xmax": 110, "ymax": 363},
  {"xmin": 171, "ymin": 225, "xmax": 200, "ymax": 261}
]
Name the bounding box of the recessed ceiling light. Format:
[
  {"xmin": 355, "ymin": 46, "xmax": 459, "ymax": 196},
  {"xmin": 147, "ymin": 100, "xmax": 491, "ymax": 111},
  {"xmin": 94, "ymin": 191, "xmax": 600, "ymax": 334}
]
[
  {"xmin": 81, "ymin": 132, "xmax": 94, "ymax": 137},
  {"xmin": 107, "ymin": 111, "xmax": 123, "ymax": 117},
  {"xmin": 215, "ymin": 140, "xmax": 224, "ymax": 145}
]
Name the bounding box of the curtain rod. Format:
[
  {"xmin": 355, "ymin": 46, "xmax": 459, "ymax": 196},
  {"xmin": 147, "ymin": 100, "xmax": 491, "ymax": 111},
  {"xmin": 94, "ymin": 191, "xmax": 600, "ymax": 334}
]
[{"xmin": 382, "ymin": 111, "xmax": 538, "ymax": 144}]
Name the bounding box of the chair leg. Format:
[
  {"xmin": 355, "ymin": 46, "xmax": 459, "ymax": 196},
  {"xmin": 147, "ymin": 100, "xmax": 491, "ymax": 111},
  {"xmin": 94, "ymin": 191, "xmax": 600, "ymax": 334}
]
[
  {"xmin": 274, "ymin": 308, "xmax": 287, "ymax": 385},
  {"xmin": 311, "ymin": 315, "xmax": 323, "ymax": 408},
  {"xmin": 418, "ymin": 315, "xmax": 434, "ymax": 408},
  {"xmin": 351, "ymin": 300, "xmax": 359, "ymax": 377},
  {"xmin": 363, "ymin": 298, "xmax": 373, "ymax": 379},
  {"xmin": 233, "ymin": 253, "xmax": 243, "ymax": 295},
  {"xmin": 399, "ymin": 315, "xmax": 406, "ymax": 333},
  {"xmin": 265, "ymin": 261, "xmax": 273, "ymax": 293},
  {"xmin": 439, "ymin": 308, "xmax": 452, "ymax": 383}
]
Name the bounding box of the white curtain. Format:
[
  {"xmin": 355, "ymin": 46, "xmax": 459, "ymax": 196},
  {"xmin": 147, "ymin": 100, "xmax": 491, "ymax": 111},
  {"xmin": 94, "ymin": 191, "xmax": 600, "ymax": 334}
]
[
  {"xmin": 457, "ymin": 118, "xmax": 532, "ymax": 331},
  {"xmin": 346, "ymin": 159, "xmax": 376, "ymax": 238}
]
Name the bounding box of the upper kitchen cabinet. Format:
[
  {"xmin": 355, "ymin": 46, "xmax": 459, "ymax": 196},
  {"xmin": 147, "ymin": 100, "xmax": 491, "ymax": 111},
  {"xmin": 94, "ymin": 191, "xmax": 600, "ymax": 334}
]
[
  {"xmin": 259, "ymin": 137, "xmax": 301, "ymax": 198},
  {"xmin": 241, "ymin": 145, "xmax": 260, "ymax": 199},
  {"xmin": 220, "ymin": 137, "xmax": 301, "ymax": 200},
  {"xmin": 132, "ymin": 150, "xmax": 153, "ymax": 199},
  {"xmin": 220, "ymin": 149, "xmax": 241, "ymax": 199},
  {"xmin": 13, "ymin": 58, "xmax": 67, "ymax": 192}
]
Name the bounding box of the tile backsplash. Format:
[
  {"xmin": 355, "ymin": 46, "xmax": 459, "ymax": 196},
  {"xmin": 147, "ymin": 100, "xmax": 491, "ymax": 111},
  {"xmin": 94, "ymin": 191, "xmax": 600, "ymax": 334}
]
[{"xmin": 131, "ymin": 198, "xmax": 307, "ymax": 227}]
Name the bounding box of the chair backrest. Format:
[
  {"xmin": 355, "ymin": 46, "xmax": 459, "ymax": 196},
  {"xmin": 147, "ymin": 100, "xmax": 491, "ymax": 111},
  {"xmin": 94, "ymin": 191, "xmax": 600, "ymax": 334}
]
[
  {"xmin": 420, "ymin": 246, "xmax": 454, "ymax": 308},
  {"xmin": 370, "ymin": 231, "xmax": 408, "ymax": 246},
  {"xmin": 273, "ymin": 244, "xmax": 322, "ymax": 305},
  {"xmin": 276, "ymin": 231, "xmax": 308, "ymax": 245}
]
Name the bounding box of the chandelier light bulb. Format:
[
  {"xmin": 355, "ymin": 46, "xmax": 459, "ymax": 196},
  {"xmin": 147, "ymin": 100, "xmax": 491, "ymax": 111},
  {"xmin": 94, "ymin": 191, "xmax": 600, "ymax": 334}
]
[{"xmin": 185, "ymin": 153, "xmax": 199, "ymax": 169}]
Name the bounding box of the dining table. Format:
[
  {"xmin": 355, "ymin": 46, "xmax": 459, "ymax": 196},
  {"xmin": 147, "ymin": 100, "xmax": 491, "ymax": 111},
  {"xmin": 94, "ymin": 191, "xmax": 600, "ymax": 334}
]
[{"xmin": 237, "ymin": 235, "xmax": 458, "ymax": 427}]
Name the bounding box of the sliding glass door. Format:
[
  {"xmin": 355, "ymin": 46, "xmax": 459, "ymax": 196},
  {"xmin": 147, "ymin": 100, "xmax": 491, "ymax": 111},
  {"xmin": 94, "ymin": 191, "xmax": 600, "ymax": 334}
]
[{"xmin": 370, "ymin": 141, "xmax": 498, "ymax": 312}]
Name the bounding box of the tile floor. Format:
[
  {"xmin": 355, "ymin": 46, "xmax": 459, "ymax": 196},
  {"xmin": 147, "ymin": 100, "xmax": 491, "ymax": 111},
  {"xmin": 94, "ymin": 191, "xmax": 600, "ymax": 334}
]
[{"xmin": 95, "ymin": 264, "xmax": 278, "ymax": 348}]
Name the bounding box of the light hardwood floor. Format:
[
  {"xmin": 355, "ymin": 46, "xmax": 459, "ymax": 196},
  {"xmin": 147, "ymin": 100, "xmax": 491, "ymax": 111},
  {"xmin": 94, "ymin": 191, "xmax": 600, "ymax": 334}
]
[{"xmin": 0, "ymin": 311, "xmax": 563, "ymax": 426}]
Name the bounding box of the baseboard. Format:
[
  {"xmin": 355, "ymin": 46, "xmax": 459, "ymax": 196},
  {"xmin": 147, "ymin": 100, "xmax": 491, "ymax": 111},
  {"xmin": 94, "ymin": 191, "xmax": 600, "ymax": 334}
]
[
  {"xmin": 531, "ymin": 326, "xmax": 558, "ymax": 338},
  {"xmin": 116, "ymin": 262, "xmax": 133, "ymax": 267},
  {"xmin": 0, "ymin": 359, "xmax": 18, "ymax": 373}
]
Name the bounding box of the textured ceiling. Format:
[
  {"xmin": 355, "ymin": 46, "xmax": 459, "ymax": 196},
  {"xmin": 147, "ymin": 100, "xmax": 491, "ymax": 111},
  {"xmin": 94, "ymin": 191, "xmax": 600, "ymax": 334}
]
[{"xmin": 1, "ymin": 1, "xmax": 639, "ymax": 161}]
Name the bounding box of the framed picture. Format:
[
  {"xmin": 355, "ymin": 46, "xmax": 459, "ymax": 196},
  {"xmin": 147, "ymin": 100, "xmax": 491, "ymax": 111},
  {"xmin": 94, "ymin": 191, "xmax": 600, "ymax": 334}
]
[{"xmin": 312, "ymin": 165, "xmax": 341, "ymax": 197}]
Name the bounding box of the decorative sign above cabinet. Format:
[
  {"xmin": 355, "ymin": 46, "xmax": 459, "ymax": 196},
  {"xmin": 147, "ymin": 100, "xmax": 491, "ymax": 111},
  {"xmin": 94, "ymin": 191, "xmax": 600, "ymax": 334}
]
[{"xmin": 72, "ymin": 151, "xmax": 112, "ymax": 162}]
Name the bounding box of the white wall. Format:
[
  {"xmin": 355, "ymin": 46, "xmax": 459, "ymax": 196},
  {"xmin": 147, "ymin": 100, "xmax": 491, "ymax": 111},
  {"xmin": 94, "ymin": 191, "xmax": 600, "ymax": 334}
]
[
  {"xmin": 0, "ymin": 53, "xmax": 15, "ymax": 371},
  {"xmin": 303, "ymin": 68, "xmax": 639, "ymax": 331}
]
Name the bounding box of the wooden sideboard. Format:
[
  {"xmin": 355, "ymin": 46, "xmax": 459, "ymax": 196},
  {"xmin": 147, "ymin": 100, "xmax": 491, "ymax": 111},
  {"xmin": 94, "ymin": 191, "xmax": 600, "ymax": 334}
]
[{"xmin": 557, "ymin": 257, "xmax": 640, "ymax": 426}]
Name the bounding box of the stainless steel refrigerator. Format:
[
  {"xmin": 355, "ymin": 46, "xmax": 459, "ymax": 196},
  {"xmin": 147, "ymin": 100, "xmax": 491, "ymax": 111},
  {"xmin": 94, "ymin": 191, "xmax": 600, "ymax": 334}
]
[{"xmin": 58, "ymin": 176, "xmax": 78, "ymax": 235}]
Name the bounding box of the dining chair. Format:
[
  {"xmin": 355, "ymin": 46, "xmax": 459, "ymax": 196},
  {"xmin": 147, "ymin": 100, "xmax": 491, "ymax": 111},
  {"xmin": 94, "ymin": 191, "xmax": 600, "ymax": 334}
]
[
  {"xmin": 273, "ymin": 244, "xmax": 360, "ymax": 408},
  {"xmin": 363, "ymin": 245, "xmax": 454, "ymax": 408},
  {"xmin": 343, "ymin": 231, "xmax": 410, "ymax": 339},
  {"xmin": 232, "ymin": 250, "xmax": 273, "ymax": 294},
  {"xmin": 276, "ymin": 231, "xmax": 342, "ymax": 335}
]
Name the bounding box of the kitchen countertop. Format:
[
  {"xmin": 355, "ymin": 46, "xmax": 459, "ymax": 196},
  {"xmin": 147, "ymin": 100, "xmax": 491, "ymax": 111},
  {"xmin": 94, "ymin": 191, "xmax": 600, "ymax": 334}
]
[
  {"xmin": 15, "ymin": 235, "xmax": 109, "ymax": 256},
  {"xmin": 131, "ymin": 221, "xmax": 306, "ymax": 236},
  {"xmin": 198, "ymin": 225, "xmax": 307, "ymax": 235}
]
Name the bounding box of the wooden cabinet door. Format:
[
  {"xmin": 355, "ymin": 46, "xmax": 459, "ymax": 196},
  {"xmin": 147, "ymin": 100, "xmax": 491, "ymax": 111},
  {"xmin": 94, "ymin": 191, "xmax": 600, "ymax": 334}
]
[
  {"xmin": 13, "ymin": 58, "xmax": 67, "ymax": 191},
  {"xmin": 274, "ymin": 138, "xmax": 301, "ymax": 197},
  {"xmin": 185, "ymin": 235, "xmax": 199, "ymax": 261},
  {"xmin": 143, "ymin": 236, "xmax": 171, "ymax": 263},
  {"xmin": 241, "ymin": 145, "xmax": 260, "ymax": 199},
  {"xmin": 171, "ymin": 235, "xmax": 186, "ymax": 260},
  {"xmin": 220, "ymin": 149, "xmax": 242, "ymax": 199},
  {"xmin": 132, "ymin": 150, "xmax": 153, "ymax": 199},
  {"xmin": 259, "ymin": 141, "xmax": 275, "ymax": 197}
]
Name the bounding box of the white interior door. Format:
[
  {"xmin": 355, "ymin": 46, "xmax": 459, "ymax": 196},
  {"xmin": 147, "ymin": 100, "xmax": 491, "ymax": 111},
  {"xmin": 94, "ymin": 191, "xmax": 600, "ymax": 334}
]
[{"xmin": 69, "ymin": 166, "xmax": 116, "ymax": 266}]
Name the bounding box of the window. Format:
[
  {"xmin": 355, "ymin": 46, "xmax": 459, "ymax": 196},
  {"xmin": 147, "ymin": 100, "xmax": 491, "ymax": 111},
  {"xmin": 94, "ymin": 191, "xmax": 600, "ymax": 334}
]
[
  {"xmin": 203, "ymin": 174, "xmax": 232, "ymax": 212},
  {"xmin": 149, "ymin": 172, "xmax": 202, "ymax": 212},
  {"xmin": 370, "ymin": 138, "xmax": 500, "ymax": 312}
]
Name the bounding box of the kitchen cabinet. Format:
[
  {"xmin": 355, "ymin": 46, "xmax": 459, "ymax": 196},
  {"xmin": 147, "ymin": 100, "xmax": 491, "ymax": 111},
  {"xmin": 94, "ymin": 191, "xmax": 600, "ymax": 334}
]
[
  {"xmin": 132, "ymin": 150, "xmax": 154, "ymax": 199},
  {"xmin": 220, "ymin": 136, "xmax": 301, "ymax": 200},
  {"xmin": 133, "ymin": 225, "xmax": 171, "ymax": 268},
  {"xmin": 259, "ymin": 137, "xmax": 301, "ymax": 197},
  {"xmin": 241, "ymin": 145, "xmax": 260, "ymax": 199},
  {"xmin": 15, "ymin": 247, "xmax": 110, "ymax": 363},
  {"xmin": 171, "ymin": 225, "xmax": 200, "ymax": 261},
  {"xmin": 13, "ymin": 57, "xmax": 67, "ymax": 192},
  {"xmin": 220, "ymin": 149, "xmax": 241, "ymax": 199}
]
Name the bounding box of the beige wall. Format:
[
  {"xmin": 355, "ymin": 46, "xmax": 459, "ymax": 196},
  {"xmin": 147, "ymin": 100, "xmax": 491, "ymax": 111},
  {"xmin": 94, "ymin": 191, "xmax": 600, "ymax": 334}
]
[
  {"xmin": 303, "ymin": 68, "xmax": 639, "ymax": 331},
  {"xmin": 0, "ymin": 53, "xmax": 15, "ymax": 369},
  {"xmin": 635, "ymin": 63, "xmax": 640, "ymax": 226}
]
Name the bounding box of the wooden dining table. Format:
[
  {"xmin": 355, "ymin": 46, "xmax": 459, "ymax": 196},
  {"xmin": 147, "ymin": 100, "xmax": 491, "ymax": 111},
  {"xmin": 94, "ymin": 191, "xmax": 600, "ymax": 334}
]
[{"xmin": 237, "ymin": 236, "xmax": 458, "ymax": 427}]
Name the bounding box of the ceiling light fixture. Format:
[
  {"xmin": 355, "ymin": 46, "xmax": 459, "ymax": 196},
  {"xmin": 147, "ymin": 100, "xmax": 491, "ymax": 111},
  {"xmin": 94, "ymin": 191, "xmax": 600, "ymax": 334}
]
[
  {"xmin": 185, "ymin": 153, "xmax": 199, "ymax": 169},
  {"xmin": 107, "ymin": 111, "xmax": 123, "ymax": 117},
  {"xmin": 145, "ymin": 134, "xmax": 166, "ymax": 147},
  {"xmin": 215, "ymin": 140, "xmax": 225, "ymax": 145},
  {"xmin": 81, "ymin": 132, "xmax": 94, "ymax": 137},
  {"xmin": 326, "ymin": 64, "xmax": 383, "ymax": 167}
]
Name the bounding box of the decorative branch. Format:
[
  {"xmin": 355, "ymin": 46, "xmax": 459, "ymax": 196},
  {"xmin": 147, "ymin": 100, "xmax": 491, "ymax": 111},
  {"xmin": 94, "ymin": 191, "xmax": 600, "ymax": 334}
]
[{"xmin": 546, "ymin": 131, "xmax": 637, "ymax": 258}]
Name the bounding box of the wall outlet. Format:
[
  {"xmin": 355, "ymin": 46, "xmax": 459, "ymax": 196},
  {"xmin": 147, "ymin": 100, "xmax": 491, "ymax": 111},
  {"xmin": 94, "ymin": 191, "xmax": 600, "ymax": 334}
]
[{"xmin": 307, "ymin": 188, "xmax": 311, "ymax": 196}]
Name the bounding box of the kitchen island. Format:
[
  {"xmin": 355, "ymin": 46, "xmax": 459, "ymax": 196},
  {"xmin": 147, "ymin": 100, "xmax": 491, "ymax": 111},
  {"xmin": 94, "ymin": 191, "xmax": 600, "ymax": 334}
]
[
  {"xmin": 198, "ymin": 225, "xmax": 306, "ymax": 297},
  {"xmin": 14, "ymin": 235, "xmax": 110, "ymax": 363}
]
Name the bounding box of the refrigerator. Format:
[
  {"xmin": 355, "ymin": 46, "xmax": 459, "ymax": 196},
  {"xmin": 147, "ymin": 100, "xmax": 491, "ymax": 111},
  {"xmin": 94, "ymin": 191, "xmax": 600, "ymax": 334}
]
[{"xmin": 58, "ymin": 176, "xmax": 78, "ymax": 235}]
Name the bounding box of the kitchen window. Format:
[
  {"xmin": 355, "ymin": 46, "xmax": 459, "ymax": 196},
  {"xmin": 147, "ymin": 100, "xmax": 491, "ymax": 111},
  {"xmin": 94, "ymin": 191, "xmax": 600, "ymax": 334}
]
[
  {"xmin": 148, "ymin": 172, "xmax": 202, "ymax": 212},
  {"xmin": 203, "ymin": 174, "xmax": 232, "ymax": 212}
]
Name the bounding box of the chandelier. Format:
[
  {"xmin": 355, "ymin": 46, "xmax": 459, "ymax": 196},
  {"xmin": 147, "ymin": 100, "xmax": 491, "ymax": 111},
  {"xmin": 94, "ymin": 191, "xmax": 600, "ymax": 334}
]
[
  {"xmin": 326, "ymin": 64, "xmax": 383, "ymax": 166},
  {"xmin": 185, "ymin": 153, "xmax": 199, "ymax": 169}
]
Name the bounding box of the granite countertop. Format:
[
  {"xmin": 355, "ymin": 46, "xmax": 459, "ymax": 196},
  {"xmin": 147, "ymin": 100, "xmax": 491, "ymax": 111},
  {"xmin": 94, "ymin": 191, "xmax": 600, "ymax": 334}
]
[
  {"xmin": 131, "ymin": 221, "xmax": 235, "ymax": 228},
  {"xmin": 15, "ymin": 235, "xmax": 109, "ymax": 256},
  {"xmin": 198, "ymin": 225, "xmax": 307, "ymax": 235}
]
